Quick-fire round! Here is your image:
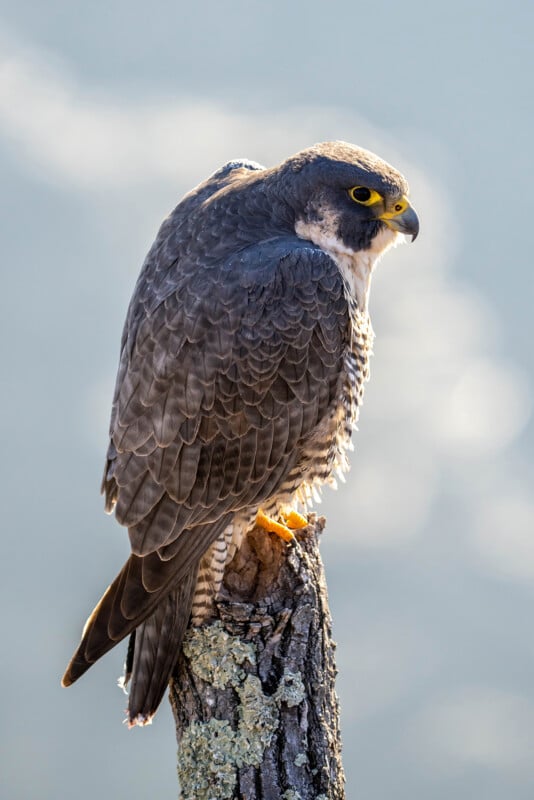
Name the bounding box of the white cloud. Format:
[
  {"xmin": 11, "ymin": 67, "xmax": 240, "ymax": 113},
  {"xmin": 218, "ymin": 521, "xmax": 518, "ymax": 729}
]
[
  {"xmin": 323, "ymin": 444, "xmax": 439, "ymax": 548},
  {"xmin": 0, "ymin": 45, "xmax": 421, "ymax": 190},
  {"xmin": 326, "ymin": 240, "xmax": 531, "ymax": 548},
  {"xmin": 405, "ymin": 687, "xmax": 534, "ymax": 771},
  {"xmin": 0, "ymin": 52, "xmax": 235, "ymax": 186},
  {"xmin": 337, "ymin": 617, "xmax": 441, "ymax": 721},
  {"xmin": 440, "ymin": 359, "xmax": 531, "ymax": 456},
  {"xmin": 472, "ymin": 490, "xmax": 534, "ymax": 580}
]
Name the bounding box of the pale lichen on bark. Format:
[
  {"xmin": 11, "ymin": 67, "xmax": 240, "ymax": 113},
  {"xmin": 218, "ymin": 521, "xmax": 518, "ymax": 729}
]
[
  {"xmin": 177, "ymin": 624, "xmax": 307, "ymax": 799},
  {"xmin": 170, "ymin": 516, "xmax": 345, "ymax": 800}
]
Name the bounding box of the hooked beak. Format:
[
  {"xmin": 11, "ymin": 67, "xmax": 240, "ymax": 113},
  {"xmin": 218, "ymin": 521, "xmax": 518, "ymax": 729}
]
[{"xmin": 378, "ymin": 197, "xmax": 419, "ymax": 241}]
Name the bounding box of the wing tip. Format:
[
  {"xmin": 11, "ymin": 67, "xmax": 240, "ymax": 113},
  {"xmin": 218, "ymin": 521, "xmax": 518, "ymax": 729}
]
[{"xmin": 61, "ymin": 652, "xmax": 92, "ymax": 688}]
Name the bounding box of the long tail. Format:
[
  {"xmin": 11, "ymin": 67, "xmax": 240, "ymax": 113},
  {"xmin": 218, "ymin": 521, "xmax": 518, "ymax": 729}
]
[
  {"xmin": 62, "ymin": 516, "xmax": 231, "ymax": 723},
  {"xmin": 62, "ymin": 550, "xmax": 189, "ymax": 687},
  {"xmin": 124, "ymin": 567, "xmax": 198, "ymax": 726}
]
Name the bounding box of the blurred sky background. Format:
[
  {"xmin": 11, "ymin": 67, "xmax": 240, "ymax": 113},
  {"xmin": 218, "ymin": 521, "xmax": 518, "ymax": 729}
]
[{"xmin": 1, "ymin": 1, "xmax": 533, "ymax": 798}]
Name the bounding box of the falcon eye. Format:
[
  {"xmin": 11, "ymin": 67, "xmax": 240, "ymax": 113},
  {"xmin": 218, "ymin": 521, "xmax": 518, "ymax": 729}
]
[
  {"xmin": 351, "ymin": 186, "xmax": 370, "ymax": 202},
  {"xmin": 349, "ymin": 186, "xmax": 382, "ymax": 206}
]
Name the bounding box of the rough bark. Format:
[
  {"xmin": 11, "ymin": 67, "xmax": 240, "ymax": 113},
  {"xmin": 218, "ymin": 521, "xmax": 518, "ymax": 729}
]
[{"xmin": 169, "ymin": 515, "xmax": 345, "ymax": 800}]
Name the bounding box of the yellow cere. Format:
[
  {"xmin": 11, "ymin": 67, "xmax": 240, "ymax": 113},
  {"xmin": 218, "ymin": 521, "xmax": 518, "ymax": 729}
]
[{"xmin": 379, "ymin": 195, "xmax": 410, "ymax": 220}]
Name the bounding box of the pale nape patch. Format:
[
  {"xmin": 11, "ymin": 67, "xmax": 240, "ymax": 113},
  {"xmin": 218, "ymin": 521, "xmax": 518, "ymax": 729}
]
[{"xmin": 295, "ymin": 216, "xmax": 399, "ymax": 312}]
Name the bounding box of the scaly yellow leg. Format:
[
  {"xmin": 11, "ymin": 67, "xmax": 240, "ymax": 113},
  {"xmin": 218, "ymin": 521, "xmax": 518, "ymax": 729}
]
[{"xmin": 255, "ymin": 508, "xmax": 308, "ymax": 543}]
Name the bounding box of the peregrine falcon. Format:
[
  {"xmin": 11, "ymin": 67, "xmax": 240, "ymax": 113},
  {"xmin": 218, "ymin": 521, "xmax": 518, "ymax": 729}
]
[{"xmin": 62, "ymin": 141, "xmax": 419, "ymax": 726}]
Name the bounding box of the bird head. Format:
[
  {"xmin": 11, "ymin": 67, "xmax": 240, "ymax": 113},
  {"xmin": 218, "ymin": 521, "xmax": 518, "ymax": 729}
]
[{"xmin": 276, "ymin": 141, "xmax": 419, "ymax": 254}]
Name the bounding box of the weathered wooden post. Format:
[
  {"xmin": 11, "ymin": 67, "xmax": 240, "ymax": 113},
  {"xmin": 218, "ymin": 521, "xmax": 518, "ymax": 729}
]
[{"xmin": 170, "ymin": 516, "xmax": 345, "ymax": 800}]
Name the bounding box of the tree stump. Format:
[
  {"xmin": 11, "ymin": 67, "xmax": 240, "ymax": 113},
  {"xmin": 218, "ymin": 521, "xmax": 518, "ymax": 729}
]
[{"xmin": 169, "ymin": 515, "xmax": 345, "ymax": 800}]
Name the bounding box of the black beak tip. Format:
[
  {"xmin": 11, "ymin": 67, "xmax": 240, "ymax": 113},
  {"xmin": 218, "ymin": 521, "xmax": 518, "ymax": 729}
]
[{"xmin": 408, "ymin": 209, "xmax": 420, "ymax": 242}]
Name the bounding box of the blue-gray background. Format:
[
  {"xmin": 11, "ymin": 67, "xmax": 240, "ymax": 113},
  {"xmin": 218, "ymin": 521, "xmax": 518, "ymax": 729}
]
[{"xmin": 1, "ymin": 2, "xmax": 533, "ymax": 798}]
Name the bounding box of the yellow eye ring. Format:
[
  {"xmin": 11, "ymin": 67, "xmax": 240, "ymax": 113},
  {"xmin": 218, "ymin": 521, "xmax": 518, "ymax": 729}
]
[{"xmin": 349, "ymin": 186, "xmax": 382, "ymax": 206}]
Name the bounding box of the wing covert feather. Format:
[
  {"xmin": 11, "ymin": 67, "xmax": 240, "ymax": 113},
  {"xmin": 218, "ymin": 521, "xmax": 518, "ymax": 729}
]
[{"xmin": 103, "ymin": 237, "xmax": 348, "ymax": 557}]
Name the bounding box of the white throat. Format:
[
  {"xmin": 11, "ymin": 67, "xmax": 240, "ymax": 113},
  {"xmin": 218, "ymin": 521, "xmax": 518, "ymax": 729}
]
[{"xmin": 295, "ymin": 220, "xmax": 399, "ymax": 312}]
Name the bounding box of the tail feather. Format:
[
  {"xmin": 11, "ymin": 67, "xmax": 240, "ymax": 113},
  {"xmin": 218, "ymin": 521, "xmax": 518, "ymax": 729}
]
[
  {"xmin": 61, "ymin": 553, "xmax": 175, "ymax": 687},
  {"xmin": 61, "ymin": 515, "xmax": 232, "ymax": 715},
  {"xmin": 126, "ymin": 565, "xmax": 198, "ymax": 726}
]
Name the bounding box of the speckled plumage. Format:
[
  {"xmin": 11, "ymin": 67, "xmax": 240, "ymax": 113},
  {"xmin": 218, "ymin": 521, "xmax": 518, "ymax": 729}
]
[{"xmin": 62, "ymin": 141, "xmax": 418, "ymax": 726}]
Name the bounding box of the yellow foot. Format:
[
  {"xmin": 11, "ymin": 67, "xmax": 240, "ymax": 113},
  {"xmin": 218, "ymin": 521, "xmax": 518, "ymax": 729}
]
[
  {"xmin": 282, "ymin": 509, "xmax": 308, "ymax": 530},
  {"xmin": 256, "ymin": 509, "xmax": 295, "ymax": 542},
  {"xmin": 255, "ymin": 508, "xmax": 308, "ymax": 543}
]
